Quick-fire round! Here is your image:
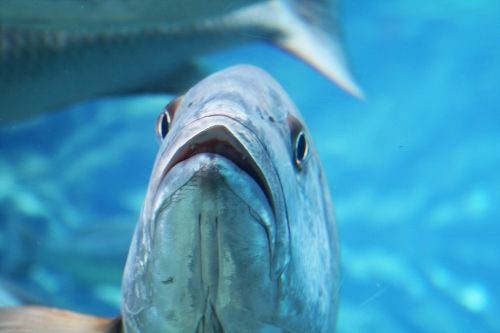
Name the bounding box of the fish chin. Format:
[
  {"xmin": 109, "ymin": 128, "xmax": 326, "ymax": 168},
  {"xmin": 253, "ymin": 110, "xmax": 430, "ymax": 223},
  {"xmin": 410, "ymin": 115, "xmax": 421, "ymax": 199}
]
[{"xmin": 127, "ymin": 153, "xmax": 280, "ymax": 332}]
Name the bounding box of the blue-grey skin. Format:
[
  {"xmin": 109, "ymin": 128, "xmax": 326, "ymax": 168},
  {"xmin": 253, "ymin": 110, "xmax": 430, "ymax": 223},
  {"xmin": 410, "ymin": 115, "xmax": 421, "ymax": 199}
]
[
  {"xmin": 0, "ymin": 0, "xmax": 361, "ymax": 125},
  {"xmin": 122, "ymin": 65, "xmax": 339, "ymax": 332}
]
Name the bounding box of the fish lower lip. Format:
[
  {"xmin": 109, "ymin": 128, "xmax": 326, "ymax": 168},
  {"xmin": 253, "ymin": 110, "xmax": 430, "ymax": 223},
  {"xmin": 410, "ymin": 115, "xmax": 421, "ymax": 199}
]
[
  {"xmin": 153, "ymin": 152, "xmax": 276, "ymax": 266},
  {"xmin": 156, "ymin": 153, "xmax": 274, "ymax": 225}
]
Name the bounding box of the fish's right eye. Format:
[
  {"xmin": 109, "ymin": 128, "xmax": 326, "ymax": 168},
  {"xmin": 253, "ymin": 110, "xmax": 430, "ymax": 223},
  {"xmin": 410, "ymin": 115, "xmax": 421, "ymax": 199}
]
[
  {"xmin": 156, "ymin": 95, "xmax": 184, "ymax": 141},
  {"xmin": 156, "ymin": 110, "xmax": 171, "ymax": 141}
]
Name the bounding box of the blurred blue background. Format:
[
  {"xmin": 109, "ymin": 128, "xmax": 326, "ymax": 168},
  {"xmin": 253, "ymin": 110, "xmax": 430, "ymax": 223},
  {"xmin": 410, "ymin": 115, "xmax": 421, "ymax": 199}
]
[{"xmin": 0, "ymin": 1, "xmax": 499, "ymax": 332}]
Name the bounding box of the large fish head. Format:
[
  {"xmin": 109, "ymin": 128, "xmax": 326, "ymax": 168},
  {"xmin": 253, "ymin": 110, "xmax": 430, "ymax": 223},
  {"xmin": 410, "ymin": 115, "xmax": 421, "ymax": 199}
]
[{"xmin": 122, "ymin": 65, "xmax": 339, "ymax": 332}]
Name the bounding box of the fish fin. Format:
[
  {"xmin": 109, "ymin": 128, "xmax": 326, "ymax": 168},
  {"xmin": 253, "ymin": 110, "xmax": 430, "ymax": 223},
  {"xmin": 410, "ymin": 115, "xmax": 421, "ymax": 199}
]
[
  {"xmin": 276, "ymin": 0, "xmax": 363, "ymax": 97},
  {"xmin": 231, "ymin": 0, "xmax": 363, "ymax": 97},
  {"xmin": 0, "ymin": 306, "xmax": 121, "ymax": 333}
]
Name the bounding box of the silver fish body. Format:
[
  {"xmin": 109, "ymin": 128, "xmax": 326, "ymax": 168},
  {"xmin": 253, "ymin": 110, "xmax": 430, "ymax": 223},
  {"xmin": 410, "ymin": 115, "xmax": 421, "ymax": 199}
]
[
  {"xmin": 122, "ymin": 65, "xmax": 339, "ymax": 332},
  {"xmin": 0, "ymin": 0, "xmax": 361, "ymax": 124}
]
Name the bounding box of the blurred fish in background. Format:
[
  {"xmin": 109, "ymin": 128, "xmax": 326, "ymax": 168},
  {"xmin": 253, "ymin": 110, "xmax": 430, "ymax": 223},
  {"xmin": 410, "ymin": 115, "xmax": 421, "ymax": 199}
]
[
  {"xmin": 1, "ymin": 0, "xmax": 500, "ymax": 333},
  {"xmin": 0, "ymin": 0, "xmax": 360, "ymax": 125}
]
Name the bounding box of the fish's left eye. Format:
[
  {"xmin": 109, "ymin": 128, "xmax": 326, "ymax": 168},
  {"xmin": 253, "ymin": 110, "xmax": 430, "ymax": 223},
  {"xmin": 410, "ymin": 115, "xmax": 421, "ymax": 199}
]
[
  {"xmin": 156, "ymin": 110, "xmax": 171, "ymax": 141},
  {"xmin": 288, "ymin": 114, "xmax": 309, "ymax": 171},
  {"xmin": 294, "ymin": 130, "xmax": 309, "ymax": 168}
]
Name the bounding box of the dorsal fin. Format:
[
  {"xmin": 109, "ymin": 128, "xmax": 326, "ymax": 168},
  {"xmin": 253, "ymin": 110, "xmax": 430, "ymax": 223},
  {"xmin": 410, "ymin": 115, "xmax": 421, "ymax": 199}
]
[{"xmin": 0, "ymin": 306, "xmax": 121, "ymax": 333}]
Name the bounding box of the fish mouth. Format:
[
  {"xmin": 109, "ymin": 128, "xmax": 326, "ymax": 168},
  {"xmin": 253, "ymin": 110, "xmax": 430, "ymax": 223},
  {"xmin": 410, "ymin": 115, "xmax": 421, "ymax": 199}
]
[
  {"xmin": 162, "ymin": 125, "xmax": 274, "ymax": 214},
  {"xmin": 151, "ymin": 115, "xmax": 290, "ymax": 280}
]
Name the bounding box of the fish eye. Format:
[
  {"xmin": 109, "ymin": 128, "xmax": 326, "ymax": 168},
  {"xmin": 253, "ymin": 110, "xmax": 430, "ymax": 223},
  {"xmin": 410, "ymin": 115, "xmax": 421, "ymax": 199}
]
[
  {"xmin": 156, "ymin": 110, "xmax": 171, "ymax": 141},
  {"xmin": 156, "ymin": 95, "xmax": 184, "ymax": 141},
  {"xmin": 287, "ymin": 114, "xmax": 309, "ymax": 171},
  {"xmin": 294, "ymin": 130, "xmax": 309, "ymax": 168}
]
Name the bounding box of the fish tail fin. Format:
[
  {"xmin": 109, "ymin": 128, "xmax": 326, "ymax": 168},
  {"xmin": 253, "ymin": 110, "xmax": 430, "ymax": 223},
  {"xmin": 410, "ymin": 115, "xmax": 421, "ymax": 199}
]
[
  {"xmin": 233, "ymin": 0, "xmax": 363, "ymax": 97},
  {"xmin": 275, "ymin": 0, "xmax": 363, "ymax": 97},
  {"xmin": 0, "ymin": 306, "xmax": 121, "ymax": 333}
]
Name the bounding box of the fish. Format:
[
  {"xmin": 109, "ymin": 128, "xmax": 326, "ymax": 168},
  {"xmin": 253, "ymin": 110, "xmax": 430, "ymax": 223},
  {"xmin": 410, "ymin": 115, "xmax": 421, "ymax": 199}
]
[
  {"xmin": 0, "ymin": 0, "xmax": 361, "ymax": 125},
  {"xmin": 0, "ymin": 65, "xmax": 339, "ymax": 332}
]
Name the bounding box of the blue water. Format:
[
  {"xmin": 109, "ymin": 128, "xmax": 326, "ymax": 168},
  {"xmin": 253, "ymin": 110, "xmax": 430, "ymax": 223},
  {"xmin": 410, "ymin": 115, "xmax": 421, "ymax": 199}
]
[{"xmin": 1, "ymin": 1, "xmax": 499, "ymax": 332}]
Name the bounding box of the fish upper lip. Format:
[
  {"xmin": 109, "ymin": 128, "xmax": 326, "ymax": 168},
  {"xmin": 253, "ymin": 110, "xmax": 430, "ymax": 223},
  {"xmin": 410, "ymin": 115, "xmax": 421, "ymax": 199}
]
[{"xmin": 161, "ymin": 124, "xmax": 275, "ymax": 213}]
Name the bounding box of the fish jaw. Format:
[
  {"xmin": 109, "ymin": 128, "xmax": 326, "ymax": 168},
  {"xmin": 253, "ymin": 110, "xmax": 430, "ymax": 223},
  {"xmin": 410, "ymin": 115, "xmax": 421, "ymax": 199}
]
[{"xmin": 122, "ymin": 154, "xmax": 279, "ymax": 332}]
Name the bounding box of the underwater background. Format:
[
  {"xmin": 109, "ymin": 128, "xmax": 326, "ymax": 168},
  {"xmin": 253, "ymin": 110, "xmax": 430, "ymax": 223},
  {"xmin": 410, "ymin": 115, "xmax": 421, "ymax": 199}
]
[{"xmin": 0, "ymin": 1, "xmax": 499, "ymax": 332}]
